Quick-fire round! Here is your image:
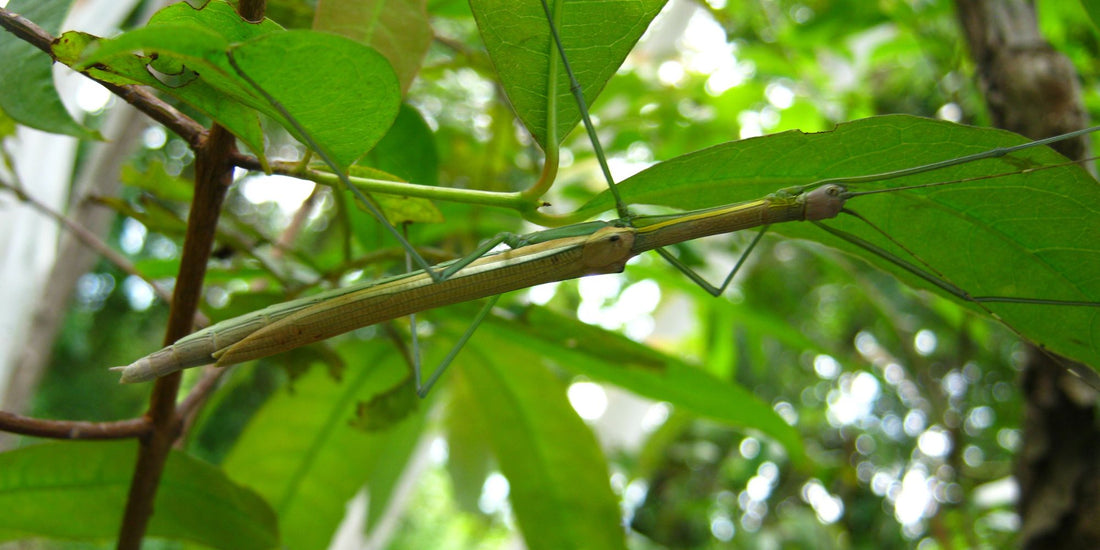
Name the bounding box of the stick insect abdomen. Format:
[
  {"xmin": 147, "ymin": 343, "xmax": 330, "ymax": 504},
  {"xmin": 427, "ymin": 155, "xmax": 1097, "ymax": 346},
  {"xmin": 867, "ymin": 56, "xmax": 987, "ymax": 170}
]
[
  {"xmin": 112, "ymin": 272, "xmax": 425, "ymax": 382},
  {"xmin": 211, "ymin": 228, "xmax": 639, "ymax": 369}
]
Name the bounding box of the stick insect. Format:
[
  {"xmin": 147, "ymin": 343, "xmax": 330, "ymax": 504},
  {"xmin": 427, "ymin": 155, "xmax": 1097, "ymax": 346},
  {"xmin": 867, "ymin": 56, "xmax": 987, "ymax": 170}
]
[{"xmin": 115, "ymin": 1, "xmax": 1100, "ymax": 394}]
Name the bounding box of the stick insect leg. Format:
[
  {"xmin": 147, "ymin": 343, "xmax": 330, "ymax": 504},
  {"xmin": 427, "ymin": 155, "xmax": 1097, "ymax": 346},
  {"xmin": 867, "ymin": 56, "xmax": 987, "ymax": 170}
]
[
  {"xmin": 438, "ymin": 232, "xmax": 531, "ymax": 280},
  {"xmin": 654, "ymin": 226, "xmax": 771, "ymax": 297},
  {"xmin": 538, "ymin": 0, "xmax": 629, "ymax": 219},
  {"xmin": 415, "ymin": 295, "xmax": 500, "ymax": 398},
  {"xmin": 539, "ymin": 0, "xmax": 779, "ymax": 295},
  {"xmin": 814, "ymin": 211, "xmax": 1100, "ymax": 307},
  {"xmin": 403, "ymin": 230, "xmax": 534, "ymax": 397},
  {"xmin": 814, "ymin": 211, "xmax": 1100, "ymax": 390}
]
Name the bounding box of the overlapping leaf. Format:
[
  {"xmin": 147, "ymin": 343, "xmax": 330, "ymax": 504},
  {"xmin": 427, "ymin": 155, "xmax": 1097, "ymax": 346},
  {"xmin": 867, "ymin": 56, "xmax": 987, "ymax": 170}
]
[
  {"xmin": 69, "ymin": 1, "xmax": 400, "ymax": 168},
  {"xmin": 454, "ymin": 333, "xmax": 627, "ymax": 550},
  {"xmin": 314, "ymin": 0, "xmax": 432, "ymax": 92},
  {"xmin": 472, "ymin": 306, "xmax": 806, "ymax": 465}
]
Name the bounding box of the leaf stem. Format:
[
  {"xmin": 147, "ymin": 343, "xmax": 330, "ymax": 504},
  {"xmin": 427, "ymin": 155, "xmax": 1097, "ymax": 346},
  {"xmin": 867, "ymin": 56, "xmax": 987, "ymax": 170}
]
[{"xmin": 302, "ymin": 165, "xmax": 530, "ymax": 210}]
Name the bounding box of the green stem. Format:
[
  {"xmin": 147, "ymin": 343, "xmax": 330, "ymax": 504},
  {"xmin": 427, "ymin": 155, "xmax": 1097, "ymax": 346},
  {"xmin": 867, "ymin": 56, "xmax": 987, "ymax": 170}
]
[
  {"xmin": 520, "ymin": 144, "xmax": 559, "ymax": 205},
  {"xmin": 303, "ymin": 168, "xmax": 528, "ymax": 210},
  {"xmin": 523, "ymin": 205, "xmax": 595, "ymax": 228}
]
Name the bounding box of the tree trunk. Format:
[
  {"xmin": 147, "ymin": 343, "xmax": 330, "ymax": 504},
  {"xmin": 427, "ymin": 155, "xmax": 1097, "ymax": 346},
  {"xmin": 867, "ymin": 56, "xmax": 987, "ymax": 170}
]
[{"xmin": 954, "ymin": 1, "xmax": 1100, "ymax": 548}]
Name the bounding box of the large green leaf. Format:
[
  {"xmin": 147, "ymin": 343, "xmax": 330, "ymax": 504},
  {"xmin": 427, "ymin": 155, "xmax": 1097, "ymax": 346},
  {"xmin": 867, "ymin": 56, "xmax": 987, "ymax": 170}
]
[
  {"xmin": 454, "ymin": 335, "xmax": 627, "ymax": 550},
  {"xmin": 1079, "ymin": 0, "xmax": 1100, "ymax": 32},
  {"xmin": 0, "ymin": 440, "xmax": 277, "ymax": 549},
  {"xmin": 314, "ymin": 0, "xmax": 432, "ymax": 93},
  {"xmin": 0, "ymin": 0, "xmax": 99, "ymax": 139},
  {"xmin": 223, "ymin": 342, "xmax": 426, "ymax": 550},
  {"xmin": 470, "ymin": 0, "xmax": 666, "ymax": 148},
  {"xmin": 474, "ymin": 306, "xmax": 807, "ymax": 465},
  {"xmin": 579, "ymin": 115, "xmax": 1100, "ymax": 370},
  {"xmin": 363, "ymin": 104, "xmax": 441, "ymax": 187}
]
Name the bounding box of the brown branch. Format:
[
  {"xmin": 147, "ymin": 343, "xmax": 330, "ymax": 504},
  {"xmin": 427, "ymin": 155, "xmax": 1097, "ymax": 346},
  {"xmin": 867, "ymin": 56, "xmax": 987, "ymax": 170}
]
[
  {"xmin": 0, "ymin": 411, "xmax": 149, "ymax": 440},
  {"xmin": 115, "ymin": 2, "xmax": 266, "ymax": 546},
  {"xmin": 176, "ymin": 0, "xmax": 267, "ymax": 444},
  {"xmin": 102, "ymin": 83, "xmax": 207, "ymax": 150},
  {"xmin": 116, "ymin": 123, "xmax": 236, "ymax": 548},
  {"xmin": 0, "ymin": 7, "xmax": 51, "ymax": 54}
]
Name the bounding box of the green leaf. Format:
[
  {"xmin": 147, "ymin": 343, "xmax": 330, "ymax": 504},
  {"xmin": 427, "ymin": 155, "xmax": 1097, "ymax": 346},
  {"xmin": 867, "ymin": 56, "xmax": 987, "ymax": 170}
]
[
  {"xmin": 314, "ymin": 0, "xmax": 432, "ymax": 93},
  {"xmin": 223, "ymin": 342, "xmax": 426, "ymax": 550},
  {"xmin": 0, "ymin": 440, "xmax": 277, "ymax": 549},
  {"xmin": 347, "ymin": 164, "xmax": 444, "ymax": 225},
  {"xmin": 0, "ymin": 108, "xmax": 15, "ymax": 139},
  {"xmin": 1079, "ymin": 0, "xmax": 1100, "ymax": 31},
  {"xmin": 147, "ymin": 0, "xmax": 280, "ymax": 43},
  {"xmin": 470, "ymin": 0, "xmax": 666, "ymax": 148},
  {"xmin": 228, "ymin": 30, "xmax": 402, "ymax": 169},
  {"xmin": 359, "ymin": 384, "xmax": 428, "ymax": 530},
  {"xmin": 443, "ymin": 376, "xmax": 495, "ymax": 515},
  {"xmin": 0, "ymin": 0, "xmax": 100, "ymax": 139},
  {"xmin": 72, "ymin": 3, "xmax": 402, "ymax": 167},
  {"xmin": 363, "ymin": 104, "xmax": 440, "ymax": 187},
  {"xmin": 68, "ymin": 0, "xmax": 284, "ymax": 159},
  {"xmin": 580, "ymin": 115, "xmax": 1100, "ymax": 371},
  {"xmin": 476, "ymin": 306, "xmax": 807, "ymax": 466},
  {"xmin": 454, "ymin": 336, "xmax": 627, "ymax": 550}
]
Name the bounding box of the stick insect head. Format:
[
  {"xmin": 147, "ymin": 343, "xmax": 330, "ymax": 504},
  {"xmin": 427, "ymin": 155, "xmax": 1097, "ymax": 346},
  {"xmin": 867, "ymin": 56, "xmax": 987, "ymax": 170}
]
[
  {"xmin": 803, "ymin": 184, "xmax": 847, "ymax": 221},
  {"xmin": 582, "ymin": 226, "xmax": 637, "ymax": 274}
]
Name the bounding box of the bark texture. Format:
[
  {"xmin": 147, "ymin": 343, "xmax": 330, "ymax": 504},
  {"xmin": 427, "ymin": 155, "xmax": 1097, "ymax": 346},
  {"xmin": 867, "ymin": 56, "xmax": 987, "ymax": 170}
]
[{"xmin": 954, "ymin": 1, "xmax": 1100, "ymax": 548}]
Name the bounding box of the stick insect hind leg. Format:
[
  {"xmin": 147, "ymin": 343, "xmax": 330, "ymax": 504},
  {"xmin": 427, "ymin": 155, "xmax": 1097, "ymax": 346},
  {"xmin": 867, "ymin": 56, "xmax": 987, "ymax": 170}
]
[
  {"xmin": 230, "ymin": 48, "xmax": 561, "ymax": 397},
  {"xmin": 396, "ymin": 223, "xmax": 611, "ymax": 396}
]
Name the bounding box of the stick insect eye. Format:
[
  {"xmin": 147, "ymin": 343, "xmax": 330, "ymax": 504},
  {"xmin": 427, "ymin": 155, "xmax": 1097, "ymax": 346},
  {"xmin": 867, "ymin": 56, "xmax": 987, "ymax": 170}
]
[{"xmin": 582, "ymin": 227, "xmax": 636, "ymax": 271}]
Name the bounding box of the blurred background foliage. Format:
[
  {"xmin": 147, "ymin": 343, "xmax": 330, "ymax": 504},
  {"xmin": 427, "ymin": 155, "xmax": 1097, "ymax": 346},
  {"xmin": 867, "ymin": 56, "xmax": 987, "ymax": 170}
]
[{"xmin": 8, "ymin": 0, "xmax": 1100, "ymax": 548}]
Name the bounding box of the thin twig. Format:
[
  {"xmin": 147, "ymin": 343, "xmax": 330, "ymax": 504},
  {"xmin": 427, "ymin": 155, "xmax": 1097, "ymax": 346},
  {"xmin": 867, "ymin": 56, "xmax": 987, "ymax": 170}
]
[
  {"xmin": 176, "ymin": 365, "xmax": 230, "ymax": 445},
  {"xmin": 115, "ymin": 0, "xmax": 265, "ymax": 544},
  {"xmin": 117, "ymin": 124, "xmax": 236, "ymax": 549},
  {"xmin": 177, "ymin": 366, "xmax": 229, "ymax": 422},
  {"xmin": 0, "ymin": 180, "xmax": 177, "ymax": 305},
  {"xmin": 0, "ymin": 411, "xmax": 149, "ymax": 440}
]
